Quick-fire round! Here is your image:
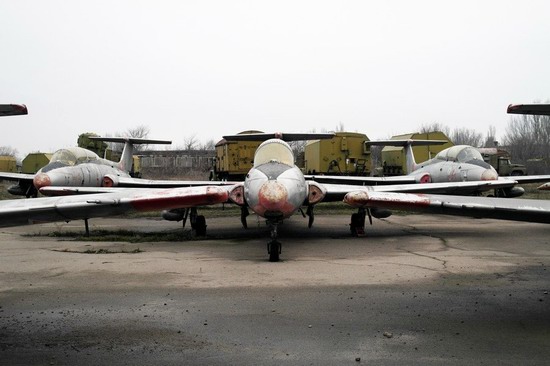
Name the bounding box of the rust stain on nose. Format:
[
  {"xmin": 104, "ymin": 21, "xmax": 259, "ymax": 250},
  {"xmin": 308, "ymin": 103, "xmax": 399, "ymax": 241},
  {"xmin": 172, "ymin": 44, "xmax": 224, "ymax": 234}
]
[
  {"xmin": 33, "ymin": 173, "xmax": 51, "ymax": 189},
  {"xmin": 258, "ymin": 181, "xmax": 288, "ymax": 211}
]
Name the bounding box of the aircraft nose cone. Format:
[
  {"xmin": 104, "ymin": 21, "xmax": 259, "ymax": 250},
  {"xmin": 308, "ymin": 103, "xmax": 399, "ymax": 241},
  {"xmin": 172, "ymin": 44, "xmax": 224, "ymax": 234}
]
[
  {"xmin": 33, "ymin": 173, "xmax": 52, "ymax": 190},
  {"xmin": 481, "ymin": 168, "xmax": 498, "ymax": 181},
  {"xmin": 258, "ymin": 180, "xmax": 288, "ymax": 212}
]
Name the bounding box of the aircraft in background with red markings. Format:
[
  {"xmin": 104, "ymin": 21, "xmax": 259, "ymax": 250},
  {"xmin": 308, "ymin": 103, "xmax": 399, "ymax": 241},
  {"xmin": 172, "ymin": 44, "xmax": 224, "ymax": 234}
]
[
  {"xmin": 0, "ymin": 137, "xmax": 173, "ymax": 198},
  {"xmin": 307, "ymin": 140, "xmax": 550, "ymax": 198},
  {"xmin": 1, "ymin": 132, "xmax": 549, "ymax": 262}
]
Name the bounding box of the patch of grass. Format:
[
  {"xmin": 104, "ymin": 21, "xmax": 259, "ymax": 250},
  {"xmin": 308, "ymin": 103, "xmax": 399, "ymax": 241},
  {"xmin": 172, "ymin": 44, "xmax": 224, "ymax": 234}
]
[
  {"xmin": 53, "ymin": 248, "xmax": 143, "ymax": 254},
  {"xmin": 27, "ymin": 229, "xmax": 195, "ymax": 243}
]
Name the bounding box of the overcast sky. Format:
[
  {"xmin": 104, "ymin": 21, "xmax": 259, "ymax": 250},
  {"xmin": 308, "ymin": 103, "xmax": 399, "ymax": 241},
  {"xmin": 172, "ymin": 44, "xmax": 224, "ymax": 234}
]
[{"xmin": 1, "ymin": 0, "xmax": 549, "ymax": 156}]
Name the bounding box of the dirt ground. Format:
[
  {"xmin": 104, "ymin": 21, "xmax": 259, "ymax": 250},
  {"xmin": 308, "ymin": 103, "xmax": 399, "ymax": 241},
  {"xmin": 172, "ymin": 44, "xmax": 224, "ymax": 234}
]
[{"xmin": 0, "ymin": 213, "xmax": 549, "ymax": 365}]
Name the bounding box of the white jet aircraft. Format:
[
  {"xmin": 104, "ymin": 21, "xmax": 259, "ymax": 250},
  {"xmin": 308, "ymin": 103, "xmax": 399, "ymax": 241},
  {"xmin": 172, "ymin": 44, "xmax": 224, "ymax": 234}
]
[
  {"xmin": 0, "ymin": 132, "xmax": 534, "ymax": 262},
  {"xmin": 307, "ymin": 139, "xmax": 550, "ymax": 198},
  {"xmin": 0, "ymin": 137, "xmax": 172, "ymax": 197}
]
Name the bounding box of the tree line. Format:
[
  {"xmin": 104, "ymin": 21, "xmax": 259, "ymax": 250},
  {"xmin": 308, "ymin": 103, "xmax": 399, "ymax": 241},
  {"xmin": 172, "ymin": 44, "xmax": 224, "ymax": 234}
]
[{"xmin": 3, "ymin": 113, "xmax": 550, "ymax": 166}]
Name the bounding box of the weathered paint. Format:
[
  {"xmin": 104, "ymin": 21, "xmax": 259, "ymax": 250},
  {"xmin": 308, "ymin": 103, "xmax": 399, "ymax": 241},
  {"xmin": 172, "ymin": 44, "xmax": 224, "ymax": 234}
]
[
  {"xmin": 33, "ymin": 163, "xmax": 130, "ymax": 190},
  {"xmin": 130, "ymin": 186, "xmax": 230, "ymax": 211},
  {"xmin": 344, "ymin": 190, "xmax": 431, "ymax": 209},
  {"xmin": 243, "ymin": 140, "xmax": 308, "ymax": 219}
]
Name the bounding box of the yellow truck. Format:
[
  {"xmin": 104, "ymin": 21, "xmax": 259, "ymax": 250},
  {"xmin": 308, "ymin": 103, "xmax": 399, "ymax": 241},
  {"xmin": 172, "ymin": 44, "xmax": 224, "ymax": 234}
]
[
  {"xmin": 213, "ymin": 130, "xmax": 263, "ymax": 180},
  {"xmin": 0, "ymin": 156, "xmax": 17, "ymax": 173},
  {"xmin": 304, "ymin": 132, "xmax": 371, "ymax": 175}
]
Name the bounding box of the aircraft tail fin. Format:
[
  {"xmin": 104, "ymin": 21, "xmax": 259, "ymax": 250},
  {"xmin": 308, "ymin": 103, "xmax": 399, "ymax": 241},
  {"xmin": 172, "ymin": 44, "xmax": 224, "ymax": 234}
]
[
  {"xmin": 89, "ymin": 137, "xmax": 171, "ymax": 173},
  {"xmin": 365, "ymin": 139, "xmax": 447, "ymax": 174}
]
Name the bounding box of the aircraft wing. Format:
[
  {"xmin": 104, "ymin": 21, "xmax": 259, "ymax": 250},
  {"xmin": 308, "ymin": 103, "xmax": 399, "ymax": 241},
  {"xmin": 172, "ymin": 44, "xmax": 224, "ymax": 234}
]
[
  {"xmin": 0, "ymin": 104, "xmax": 28, "ymax": 116},
  {"xmin": 37, "ymin": 178, "xmax": 239, "ymax": 196},
  {"xmin": 321, "ymin": 180, "xmax": 516, "ymax": 202},
  {"xmin": 499, "ymin": 175, "xmax": 550, "ymax": 184},
  {"xmin": 507, "ymin": 104, "xmax": 550, "ymax": 116},
  {"xmin": 0, "ymin": 172, "xmax": 35, "ymax": 182},
  {"xmin": 114, "ymin": 177, "xmax": 238, "ymax": 188},
  {"xmin": 306, "ymin": 175, "xmax": 419, "ymax": 185},
  {"xmin": 0, "ymin": 186, "xmax": 233, "ymax": 228},
  {"xmin": 343, "ymin": 191, "xmax": 550, "ymax": 224}
]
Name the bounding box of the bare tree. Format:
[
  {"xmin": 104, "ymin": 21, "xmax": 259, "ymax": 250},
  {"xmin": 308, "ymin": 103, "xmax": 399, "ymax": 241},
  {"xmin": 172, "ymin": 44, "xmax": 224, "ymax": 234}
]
[
  {"xmin": 483, "ymin": 125, "xmax": 497, "ymax": 147},
  {"xmin": 125, "ymin": 125, "xmax": 150, "ymax": 151},
  {"xmin": 199, "ymin": 139, "xmax": 217, "ymax": 151},
  {"xmin": 503, "ymin": 113, "xmax": 550, "ymax": 162},
  {"xmin": 450, "ymin": 127, "xmax": 483, "ymax": 147},
  {"xmin": 126, "ymin": 125, "xmax": 150, "ymax": 139},
  {"xmin": 0, "ymin": 146, "xmax": 18, "ymax": 157},
  {"xmin": 104, "ymin": 125, "xmax": 152, "ymax": 153},
  {"xmin": 183, "ymin": 134, "xmax": 198, "ymax": 150},
  {"xmin": 419, "ymin": 122, "xmax": 451, "ymax": 136}
]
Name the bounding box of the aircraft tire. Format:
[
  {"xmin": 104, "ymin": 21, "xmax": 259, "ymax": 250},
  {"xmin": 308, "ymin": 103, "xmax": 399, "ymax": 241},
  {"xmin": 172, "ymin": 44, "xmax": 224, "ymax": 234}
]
[
  {"xmin": 195, "ymin": 215, "xmax": 207, "ymax": 236},
  {"xmin": 268, "ymin": 241, "xmax": 280, "ymax": 262}
]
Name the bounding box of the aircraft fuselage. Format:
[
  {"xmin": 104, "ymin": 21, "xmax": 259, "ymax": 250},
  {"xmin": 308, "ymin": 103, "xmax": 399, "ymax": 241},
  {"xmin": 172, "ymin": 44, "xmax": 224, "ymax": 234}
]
[
  {"xmin": 244, "ymin": 163, "xmax": 307, "ymax": 220},
  {"xmin": 411, "ymin": 160, "xmax": 498, "ymax": 182},
  {"xmin": 242, "ymin": 139, "xmax": 308, "ymax": 220}
]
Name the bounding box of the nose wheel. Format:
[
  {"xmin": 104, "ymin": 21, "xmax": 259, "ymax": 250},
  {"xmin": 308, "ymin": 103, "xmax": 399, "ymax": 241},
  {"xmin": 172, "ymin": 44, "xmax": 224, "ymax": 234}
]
[
  {"xmin": 267, "ymin": 221, "xmax": 282, "ymax": 262},
  {"xmin": 268, "ymin": 240, "xmax": 281, "ymax": 262}
]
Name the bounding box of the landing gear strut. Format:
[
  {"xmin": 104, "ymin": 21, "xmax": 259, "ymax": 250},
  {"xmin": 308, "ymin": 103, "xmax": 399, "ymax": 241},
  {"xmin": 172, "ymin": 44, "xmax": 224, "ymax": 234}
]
[
  {"xmin": 240, "ymin": 206, "xmax": 249, "ymax": 229},
  {"xmin": 84, "ymin": 218, "xmax": 90, "ymax": 237},
  {"xmin": 267, "ymin": 221, "xmax": 281, "ymax": 262}
]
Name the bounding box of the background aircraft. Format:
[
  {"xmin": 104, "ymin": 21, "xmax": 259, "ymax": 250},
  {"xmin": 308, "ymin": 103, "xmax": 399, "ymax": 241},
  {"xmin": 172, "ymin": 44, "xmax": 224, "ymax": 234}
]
[
  {"xmin": 0, "ymin": 137, "xmax": 171, "ymax": 197},
  {"xmin": 0, "ymin": 132, "xmax": 518, "ymax": 262},
  {"xmin": 0, "ymin": 104, "xmax": 27, "ymax": 117},
  {"xmin": 307, "ymin": 140, "xmax": 550, "ymax": 197}
]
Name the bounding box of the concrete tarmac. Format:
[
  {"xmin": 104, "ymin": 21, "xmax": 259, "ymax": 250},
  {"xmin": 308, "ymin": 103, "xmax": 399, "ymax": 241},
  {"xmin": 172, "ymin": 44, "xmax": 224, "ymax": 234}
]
[{"xmin": 0, "ymin": 214, "xmax": 549, "ymax": 365}]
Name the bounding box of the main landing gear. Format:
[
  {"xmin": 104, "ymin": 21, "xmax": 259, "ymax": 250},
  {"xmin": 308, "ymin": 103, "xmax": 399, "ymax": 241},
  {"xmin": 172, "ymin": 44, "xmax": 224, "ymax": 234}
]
[
  {"xmin": 350, "ymin": 208, "xmax": 368, "ymax": 237},
  {"xmin": 180, "ymin": 208, "xmax": 207, "ymax": 236}
]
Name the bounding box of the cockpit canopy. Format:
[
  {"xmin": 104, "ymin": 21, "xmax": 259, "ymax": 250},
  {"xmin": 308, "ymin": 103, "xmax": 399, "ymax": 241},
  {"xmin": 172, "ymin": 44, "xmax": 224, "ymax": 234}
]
[
  {"xmin": 50, "ymin": 147, "xmax": 100, "ymax": 166},
  {"xmin": 434, "ymin": 145, "xmax": 484, "ymax": 163},
  {"xmin": 253, "ymin": 139, "xmax": 295, "ymax": 167}
]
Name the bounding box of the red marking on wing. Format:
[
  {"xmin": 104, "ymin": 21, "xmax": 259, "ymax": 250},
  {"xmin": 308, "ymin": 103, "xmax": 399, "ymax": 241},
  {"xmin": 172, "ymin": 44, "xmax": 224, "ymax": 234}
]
[
  {"xmin": 130, "ymin": 187, "xmax": 229, "ymax": 211},
  {"xmin": 344, "ymin": 191, "xmax": 431, "ymax": 209}
]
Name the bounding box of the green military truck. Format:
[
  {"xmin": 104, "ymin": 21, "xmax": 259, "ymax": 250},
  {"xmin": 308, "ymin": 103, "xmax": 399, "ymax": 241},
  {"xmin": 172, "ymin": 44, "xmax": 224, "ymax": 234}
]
[
  {"xmin": 304, "ymin": 132, "xmax": 371, "ymax": 175},
  {"xmin": 477, "ymin": 148, "xmax": 526, "ymax": 176}
]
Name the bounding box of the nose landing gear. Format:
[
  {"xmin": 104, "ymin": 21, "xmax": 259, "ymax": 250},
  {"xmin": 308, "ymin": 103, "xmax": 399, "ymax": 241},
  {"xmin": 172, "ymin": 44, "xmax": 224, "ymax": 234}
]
[{"xmin": 267, "ymin": 221, "xmax": 282, "ymax": 262}]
